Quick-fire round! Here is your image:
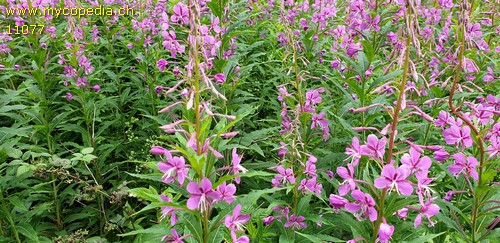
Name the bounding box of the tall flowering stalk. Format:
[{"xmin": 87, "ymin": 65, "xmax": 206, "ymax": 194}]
[
  {"xmin": 142, "ymin": 0, "xmax": 252, "ymax": 242},
  {"xmin": 260, "ymin": 1, "xmax": 336, "ymax": 239},
  {"xmin": 442, "ymin": 1, "xmax": 499, "ymax": 241},
  {"xmin": 372, "ymin": 1, "xmax": 413, "ymax": 239},
  {"xmin": 326, "ymin": 0, "xmax": 500, "ymax": 242},
  {"xmin": 325, "ymin": 1, "xmax": 444, "ymax": 242}
]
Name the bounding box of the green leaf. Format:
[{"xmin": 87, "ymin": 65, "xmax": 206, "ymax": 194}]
[
  {"xmin": 213, "ymin": 171, "xmax": 275, "ymax": 188},
  {"xmin": 16, "ymin": 223, "xmax": 39, "ymax": 242},
  {"xmin": 357, "ymin": 52, "xmax": 369, "ymax": 76},
  {"xmin": 249, "ymin": 144, "xmax": 264, "ymax": 157},
  {"xmin": 361, "ymin": 40, "xmax": 374, "ymax": 63},
  {"xmin": 402, "ymin": 232, "xmax": 445, "ymax": 243},
  {"xmin": 368, "ymin": 70, "xmax": 404, "ymax": 92},
  {"xmin": 117, "ymin": 225, "xmax": 168, "ymax": 237},
  {"xmin": 296, "ymin": 195, "xmax": 311, "ymax": 216},
  {"xmin": 328, "ymin": 111, "xmax": 356, "ymax": 136},
  {"xmin": 481, "ymin": 169, "xmax": 497, "ymax": 184},
  {"xmin": 296, "ymin": 232, "xmax": 343, "ymax": 242},
  {"xmin": 103, "ymin": 70, "xmax": 119, "ymax": 82},
  {"xmin": 208, "ymin": 224, "xmax": 224, "ymax": 243},
  {"xmin": 17, "ymin": 164, "xmax": 35, "ymax": 176},
  {"xmin": 206, "ymin": 0, "xmax": 222, "ymax": 17},
  {"xmin": 128, "ymin": 187, "xmax": 160, "ymax": 202},
  {"xmin": 126, "ymin": 172, "xmax": 163, "ymax": 183},
  {"xmin": 81, "ymin": 147, "xmax": 94, "ymax": 154},
  {"xmin": 9, "ymin": 196, "xmax": 29, "ymax": 212},
  {"xmin": 182, "ymin": 214, "xmax": 204, "ymax": 243}
]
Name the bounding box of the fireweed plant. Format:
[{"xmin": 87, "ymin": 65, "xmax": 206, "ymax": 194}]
[
  {"xmin": 0, "ymin": 0, "xmax": 499, "ymax": 242},
  {"xmin": 137, "ymin": 0, "xmax": 264, "ymax": 242},
  {"xmin": 240, "ymin": 0, "xmax": 500, "ymax": 242}
]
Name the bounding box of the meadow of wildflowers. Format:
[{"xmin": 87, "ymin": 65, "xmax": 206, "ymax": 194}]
[{"xmin": 1, "ymin": 0, "xmax": 499, "ymax": 242}]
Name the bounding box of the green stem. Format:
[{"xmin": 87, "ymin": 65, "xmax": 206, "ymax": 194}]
[
  {"xmin": 422, "ymin": 123, "xmax": 431, "ymax": 145},
  {"xmin": 202, "ymin": 210, "xmax": 209, "ymax": 243},
  {"xmin": 0, "ymin": 191, "xmax": 20, "ymax": 243},
  {"xmin": 447, "ymin": 4, "xmax": 485, "ymax": 242},
  {"xmin": 0, "ymin": 219, "xmax": 4, "ymax": 236},
  {"xmin": 51, "ymin": 174, "xmax": 62, "ymax": 230},
  {"xmin": 292, "ymin": 43, "xmax": 303, "ymax": 109},
  {"xmin": 372, "ymin": 7, "xmax": 412, "ymax": 242},
  {"xmin": 189, "ymin": 0, "xmax": 203, "ymax": 178}
]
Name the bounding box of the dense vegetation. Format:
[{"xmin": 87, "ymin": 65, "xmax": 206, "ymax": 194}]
[{"xmin": 1, "ymin": 0, "xmax": 499, "ymax": 242}]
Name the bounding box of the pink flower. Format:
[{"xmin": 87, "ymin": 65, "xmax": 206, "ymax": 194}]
[
  {"xmin": 378, "ymin": 222, "xmax": 394, "ymax": 243},
  {"xmin": 345, "ymin": 190, "xmax": 378, "ymax": 222},
  {"xmin": 284, "ymin": 214, "xmax": 307, "ymax": 230},
  {"xmin": 311, "ymin": 112, "xmax": 328, "ymax": 129},
  {"xmin": 433, "ymin": 148, "xmax": 450, "ymax": 162},
  {"xmin": 231, "ymin": 148, "xmax": 247, "ymax": 184},
  {"xmin": 387, "ymin": 32, "xmax": 397, "ymax": 43},
  {"xmin": 360, "ymin": 134, "xmax": 387, "ymax": 160},
  {"xmin": 186, "ymin": 178, "xmax": 220, "ymax": 212},
  {"xmin": 337, "ymin": 163, "xmax": 357, "ymax": 196},
  {"xmin": 311, "ymin": 112, "xmax": 329, "ymax": 141},
  {"xmin": 345, "ymin": 137, "xmax": 362, "ymax": 165},
  {"xmin": 484, "ymin": 67, "xmax": 495, "ymax": 82},
  {"xmin": 488, "ymin": 136, "xmax": 500, "ymax": 159},
  {"xmin": 346, "ymin": 42, "xmax": 361, "ymax": 57},
  {"xmin": 214, "ymin": 73, "xmax": 226, "ymax": 84},
  {"xmin": 155, "ymin": 86, "xmax": 164, "ymax": 94},
  {"xmin": 374, "ymin": 164, "xmax": 413, "ymax": 196},
  {"xmin": 444, "ymin": 191, "xmax": 454, "ymax": 201},
  {"xmin": 171, "ymin": 3, "xmax": 189, "ymax": 25},
  {"xmin": 66, "ymin": 92, "xmax": 73, "ymax": 101},
  {"xmin": 278, "ymin": 142, "xmax": 288, "ymax": 157},
  {"xmin": 159, "ymin": 194, "xmax": 180, "ymax": 225},
  {"xmin": 215, "ymin": 182, "xmax": 236, "ymax": 204},
  {"xmin": 78, "ymin": 55, "xmax": 94, "ymax": 75},
  {"xmin": 157, "ymin": 59, "xmax": 168, "ymax": 71},
  {"xmin": 330, "ymin": 60, "xmax": 340, "ymax": 69},
  {"xmin": 158, "ymin": 152, "xmax": 189, "ymax": 185},
  {"xmin": 466, "ymin": 23, "xmax": 482, "ymax": 39},
  {"xmin": 225, "ymin": 204, "xmax": 251, "ymax": 232},
  {"xmin": 297, "ymin": 177, "xmax": 322, "ymax": 196},
  {"xmin": 395, "ymin": 208, "xmax": 408, "ymax": 220},
  {"xmin": 262, "ymin": 216, "xmax": 275, "ymax": 225},
  {"xmin": 474, "ymin": 104, "xmax": 494, "ymax": 125},
  {"xmin": 400, "ymin": 147, "xmax": 432, "ymax": 173},
  {"xmin": 415, "ymin": 169, "xmax": 435, "ymax": 197},
  {"xmin": 272, "ymin": 165, "xmax": 295, "ymax": 187},
  {"xmin": 448, "ymin": 153, "xmax": 479, "ymax": 180},
  {"xmin": 325, "ymin": 170, "xmax": 334, "ymax": 178},
  {"xmin": 76, "ymin": 77, "xmax": 89, "ymax": 87},
  {"xmin": 414, "ymin": 196, "xmax": 440, "ymax": 228},
  {"xmin": 443, "ymin": 125, "xmax": 473, "ymax": 148},
  {"xmin": 161, "ymin": 229, "xmax": 189, "ymax": 243},
  {"xmin": 186, "ymin": 132, "xmax": 224, "ymax": 158},
  {"xmin": 210, "ymin": 16, "xmax": 221, "ymax": 33},
  {"xmin": 438, "ymin": 0, "xmax": 454, "ymax": 9},
  {"xmin": 434, "ymin": 110, "xmax": 452, "ymax": 128},
  {"xmin": 329, "ymin": 194, "xmax": 348, "ymax": 211},
  {"xmin": 303, "ymin": 155, "xmax": 317, "ymax": 177},
  {"xmin": 92, "ymin": 85, "xmax": 100, "ymax": 92},
  {"xmin": 231, "ymin": 231, "xmax": 249, "ymax": 243},
  {"xmin": 305, "ymin": 88, "xmax": 325, "ymax": 107},
  {"xmin": 162, "ymin": 31, "xmax": 186, "ymax": 58},
  {"xmin": 278, "ymin": 87, "xmax": 292, "ymax": 101}
]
